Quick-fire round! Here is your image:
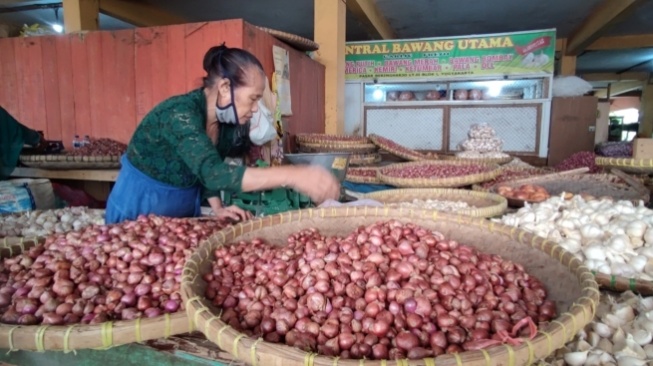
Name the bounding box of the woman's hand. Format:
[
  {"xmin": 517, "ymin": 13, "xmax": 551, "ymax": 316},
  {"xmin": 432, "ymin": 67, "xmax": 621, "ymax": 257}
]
[
  {"xmin": 290, "ymin": 166, "xmax": 341, "ymax": 204},
  {"xmin": 213, "ymin": 205, "xmax": 252, "ymax": 221}
]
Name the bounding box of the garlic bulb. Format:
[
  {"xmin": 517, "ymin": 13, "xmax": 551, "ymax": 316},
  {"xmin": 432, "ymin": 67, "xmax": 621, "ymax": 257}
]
[{"xmin": 0, "ymin": 207, "xmax": 105, "ymax": 238}]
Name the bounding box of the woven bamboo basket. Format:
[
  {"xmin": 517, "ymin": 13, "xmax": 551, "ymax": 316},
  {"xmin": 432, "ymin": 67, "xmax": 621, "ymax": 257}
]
[
  {"xmin": 298, "ymin": 142, "xmax": 377, "ymax": 154},
  {"xmin": 472, "ymin": 167, "xmax": 552, "ymax": 192},
  {"xmin": 440, "ymin": 154, "xmax": 513, "ymax": 166},
  {"xmin": 595, "ymin": 157, "xmax": 653, "ymax": 174},
  {"xmin": 592, "ymin": 272, "xmax": 653, "ymax": 296},
  {"xmin": 378, "ymin": 161, "xmax": 501, "ymax": 188},
  {"xmin": 181, "ymin": 207, "xmax": 599, "ymax": 366},
  {"xmin": 256, "ymin": 26, "xmax": 319, "ymax": 52},
  {"xmin": 361, "ymin": 188, "xmax": 507, "ymax": 218},
  {"xmin": 296, "ymin": 134, "xmax": 370, "ymax": 146},
  {"xmin": 368, "ymin": 134, "xmax": 433, "ymax": 162},
  {"xmin": 348, "ymin": 153, "xmax": 382, "ymax": 166},
  {"xmin": 0, "ymin": 238, "xmax": 192, "ymax": 351},
  {"xmin": 345, "ymin": 167, "xmax": 381, "ymax": 184},
  {"xmin": 19, "ymin": 155, "xmax": 120, "ymax": 169}
]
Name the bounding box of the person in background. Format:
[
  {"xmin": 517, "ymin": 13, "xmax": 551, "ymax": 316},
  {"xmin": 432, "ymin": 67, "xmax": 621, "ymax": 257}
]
[
  {"xmin": 0, "ymin": 106, "xmax": 46, "ymax": 180},
  {"xmin": 105, "ymin": 44, "xmax": 340, "ymax": 224}
]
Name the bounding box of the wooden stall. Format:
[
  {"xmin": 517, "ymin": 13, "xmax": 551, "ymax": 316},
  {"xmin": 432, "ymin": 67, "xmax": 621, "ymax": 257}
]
[{"xmin": 0, "ymin": 19, "xmax": 325, "ymax": 149}]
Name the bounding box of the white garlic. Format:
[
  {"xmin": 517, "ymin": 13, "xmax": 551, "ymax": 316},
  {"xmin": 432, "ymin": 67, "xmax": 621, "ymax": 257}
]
[
  {"xmin": 630, "ymin": 329, "xmax": 652, "ymax": 346},
  {"xmin": 563, "ymin": 351, "xmax": 588, "ymax": 366},
  {"xmin": 594, "ymin": 322, "xmax": 614, "ymax": 338}
]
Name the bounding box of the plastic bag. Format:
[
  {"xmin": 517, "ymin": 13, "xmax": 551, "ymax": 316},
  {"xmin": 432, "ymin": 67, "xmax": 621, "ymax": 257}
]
[{"xmin": 0, "ymin": 181, "xmax": 35, "ymax": 213}]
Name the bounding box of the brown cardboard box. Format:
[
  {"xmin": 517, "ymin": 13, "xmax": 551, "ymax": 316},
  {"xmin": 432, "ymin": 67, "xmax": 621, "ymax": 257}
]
[{"xmin": 633, "ymin": 138, "xmax": 653, "ymax": 159}]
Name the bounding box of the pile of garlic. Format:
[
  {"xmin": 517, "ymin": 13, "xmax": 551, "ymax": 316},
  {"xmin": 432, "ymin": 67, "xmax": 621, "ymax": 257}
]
[
  {"xmin": 500, "ymin": 195, "xmax": 653, "ymax": 280},
  {"xmin": 455, "ymin": 151, "xmax": 511, "ymax": 159},
  {"xmin": 387, "ymin": 198, "xmax": 474, "ymax": 212},
  {"xmin": 0, "ymin": 207, "xmax": 105, "ymax": 238},
  {"xmin": 538, "ymin": 291, "xmax": 653, "ymax": 366},
  {"xmin": 458, "ymin": 123, "xmax": 505, "ymax": 154}
]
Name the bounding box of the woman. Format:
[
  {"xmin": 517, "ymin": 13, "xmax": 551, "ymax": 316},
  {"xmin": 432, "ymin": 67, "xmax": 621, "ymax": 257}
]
[
  {"xmin": 106, "ymin": 45, "xmax": 340, "ymax": 224},
  {"xmin": 0, "ymin": 106, "xmax": 46, "ymax": 180}
]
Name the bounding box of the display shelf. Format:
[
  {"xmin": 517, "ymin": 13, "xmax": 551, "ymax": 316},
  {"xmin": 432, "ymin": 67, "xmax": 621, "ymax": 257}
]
[{"xmin": 10, "ymin": 167, "xmax": 118, "ymax": 182}]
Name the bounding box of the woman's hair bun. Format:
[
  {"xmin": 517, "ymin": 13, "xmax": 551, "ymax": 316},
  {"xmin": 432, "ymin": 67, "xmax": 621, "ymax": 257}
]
[{"xmin": 203, "ymin": 43, "xmax": 229, "ymax": 73}]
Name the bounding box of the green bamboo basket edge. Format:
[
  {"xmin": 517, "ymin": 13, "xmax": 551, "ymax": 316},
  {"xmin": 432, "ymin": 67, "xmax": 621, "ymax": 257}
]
[
  {"xmin": 595, "ymin": 157, "xmax": 653, "ymax": 174},
  {"xmin": 361, "ymin": 188, "xmax": 508, "ymax": 218},
  {"xmin": 180, "ymin": 207, "xmax": 600, "ymax": 366},
  {"xmin": 0, "ymin": 238, "xmax": 192, "ymax": 352},
  {"xmin": 378, "ymin": 161, "xmax": 501, "ymax": 188}
]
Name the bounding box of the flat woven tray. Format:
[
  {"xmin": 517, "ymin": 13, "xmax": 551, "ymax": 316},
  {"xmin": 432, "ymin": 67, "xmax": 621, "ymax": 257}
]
[
  {"xmin": 369, "ymin": 134, "xmax": 434, "ymax": 161},
  {"xmin": 256, "ymin": 26, "xmax": 319, "ymax": 52},
  {"xmin": 0, "ymin": 238, "xmax": 192, "ymax": 351},
  {"xmin": 595, "ymin": 157, "xmax": 653, "ymax": 174},
  {"xmin": 298, "ymin": 142, "xmax": 377, "ymax": 154},
  {"xmin": 362, "ymin": 188, "xmax": 507, "ymax": 218},
  {"xmin": 441, "ymin": 154, "xmax": 513, "ymax": 166},
  {"xmin": 181, "ymin": 207, "xmax": 599, "ymax": 366},
  {"xmin": 349, "ymin": 153, "xmax": 382, "ymax": 166},
  {"xmin": 296, "ymin": 134, "xmax": 369, "ymax": 146},
  {"xmin": 378, "ymin": 161, "xmax": 501, "ymax": 188},
  {"xmin": 472, "ymin": 166, "xmax": 553, "ymax": 192},
  {"xmin": 19, "ymin": 155, "xmax": 120, "ymax": 169},
  {"xmin": 345, "ymin": 167, "xmax": 381, "ymax": 184}
]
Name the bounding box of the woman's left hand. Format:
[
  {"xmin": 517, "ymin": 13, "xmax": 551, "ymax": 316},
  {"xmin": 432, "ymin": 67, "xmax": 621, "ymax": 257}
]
[{"xmin": 212, "ymin": 205, "xmax": 252, "ymax": 221}]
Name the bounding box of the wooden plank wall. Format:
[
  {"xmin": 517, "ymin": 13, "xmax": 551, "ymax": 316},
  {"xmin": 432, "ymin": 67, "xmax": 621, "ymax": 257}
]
[{"xmin": 0, "ymin": 20, "xmax": 324, "ymax": 150}]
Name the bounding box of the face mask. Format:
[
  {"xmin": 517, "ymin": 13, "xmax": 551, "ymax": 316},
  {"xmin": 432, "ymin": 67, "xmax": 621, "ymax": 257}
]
[{"xmin": 215, "ymin": 84, "xmax": 239, "ymax": 125}]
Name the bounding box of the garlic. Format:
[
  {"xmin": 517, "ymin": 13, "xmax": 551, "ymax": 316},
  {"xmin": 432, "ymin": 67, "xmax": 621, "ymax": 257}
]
[
  {"xmin": 642, "ymin": 344, "xmax": 653, "ymax": 358},
  {"xmin": 581, "ymin": 224, "xmax": 603, "ymax": 239},
  {"xmin": 585, "ymin": 351, "xmax": 602, "ymax": 366},
  {"xmin": 563, "ymin": 351, "xmax": 588, "ymax": 366},
  {"xmin": 630, "ymin": 329, "xmax": 652, "ymax": 346},
  {"xmin": 598, "ymin": 337, "xmax": 614, "ymax": 353},
  {"xmin": 615, "ymin": 356, "xmax": 647, "ymax": 366},
  {"xmin": 644, "ymin": 228, "xmax": 653, "ymax": 245},
  {"xmin": 594, "ymin": 322, "xmax": 614, "ymax": 338},
  {"xmin": 626, "ymin": 221, "xmax": 648, "ymax": 239}
]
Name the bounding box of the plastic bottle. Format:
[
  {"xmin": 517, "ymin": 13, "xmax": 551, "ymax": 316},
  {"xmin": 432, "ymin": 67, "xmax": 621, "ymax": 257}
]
[
  {"xmin": 83, "ymin": 135, "xmax": 91, "ymax": 147},
  {"xmin": 72, "ymin": 135, "xmax": 80, "ymax": 149}
]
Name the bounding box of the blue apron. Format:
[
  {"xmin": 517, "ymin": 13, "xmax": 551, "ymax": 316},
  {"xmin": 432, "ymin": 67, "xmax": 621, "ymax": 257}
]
[{"xmin": 105, "ymin": 155, "xmax": 201, "ymax": 224}]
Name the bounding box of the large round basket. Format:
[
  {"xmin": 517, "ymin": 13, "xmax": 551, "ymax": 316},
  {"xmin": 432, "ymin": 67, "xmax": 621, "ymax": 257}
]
[
  {"xmin": 361, "ymin": 188, "xmax": 507, "ymax": 218},
  {"xmin": 345, "ymin": 167, "xmax": 381, "ymax": 184},
  {"xmin": 0, "ymin": 238, "xmax": 192, "ymax": 351},
  {"xmin": 299, "ymin": 142, "xmax": 377, "ymax": 154},
  {"xmin": 349, "ymin": 153, "xmax": 382, "ymax": 166},
  {"xmin": 296, "ymin": 134, "xmax": 370, "ymax": 146},
  {"xmin": 378, "ymin": 161, "xmax": 501, "ymax": 188},
  {"xmin": 595, "ymin": 157, "xmax": 653, "ymax": 174},
  {"xmin": 181, "ymin": 208, "xmax": 598, "ymax": 366},
  {"xmin": 19, "ymin": 155, "xmax": 121, "ymax": 170},
  {"xmin": 472, "ymin": 167, "xmax": 552, "ymax": 192},
  {"xmin": 440, "ymin": 154, "xmax": 513, "ymax": 166},
  {"xmin": 368, "ymin": 134, "xmax": 433, "ymax": 161}
]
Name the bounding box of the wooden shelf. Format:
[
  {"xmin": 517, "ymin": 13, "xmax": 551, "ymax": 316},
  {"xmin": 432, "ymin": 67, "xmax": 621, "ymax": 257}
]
[{"xmin": 10, "ymin": 167, "xmax": 118, "ymax": 182}]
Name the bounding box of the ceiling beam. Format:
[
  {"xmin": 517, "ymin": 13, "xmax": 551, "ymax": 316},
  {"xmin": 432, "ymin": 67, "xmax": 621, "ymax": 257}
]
[
  {"xmin": 588, "ymin": 34, "xmax": 653, "ymax": 50},
  {"xmin": 98, "ymin": 0, "xmax": 185, "ymax": 27},
  {"xmin": 581, "ymin": 72, "xmax": 650, "ymax": 82},
  {"xmin": 566, "ymin": 0, "xmax": 646, "ymax": 56},
  {"xmin": 594, "ymin": 81, "xmax": 644, "ymax": 98},
  {"xmin": 346, "ymin": 0, "xmax": 396, "ymax": 40}
]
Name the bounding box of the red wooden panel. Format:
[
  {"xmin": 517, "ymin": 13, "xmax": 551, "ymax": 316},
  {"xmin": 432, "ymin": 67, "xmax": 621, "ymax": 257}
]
[
  {"xmin": 166, "ymin": 24, "xmax": 187, "ymax": 97},
  {"xmin": 85, "ymin": 32, "xmax": 104, "ymax": 139},
  {"xmin": 70, "ymin": 33, "xmax": 92, "ymax": 139},
  {"xmin": 54, "ymin": 36, "xmax": 76, "ymax": 149},
  {"xmin": 98, "ymin": 31, "xmax": 118, "ymax": 140},
  {"xmin": 0, "ymin": 38, "xmax": 19, "ymax": 117},
  {"xmin": 149, "ymin": 27, "xmax": 169, "ymax": 108},
  {"xmin": 14, "ymin": 37, "xmax": 46, "ymax": 131},
  {"xmin": 40, "ymin": 36, "xmax": 62, "ymax": 140},
  {"xmin": 185, "ymin": 22, "xmax": 209, "ymax": 92},
  {"xmin": 112, "ymin": 30, "xmax": 137, "ymax": 144},
  {"xmin": 135, "ymin": 28, "xmax": 154, "ymax": 125}
]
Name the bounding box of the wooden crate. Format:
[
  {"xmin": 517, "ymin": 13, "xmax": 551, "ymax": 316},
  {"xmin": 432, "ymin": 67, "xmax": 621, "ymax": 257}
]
[{"xmin": 634, "ymin": 138, "xmax": 653, "ymax": 159}]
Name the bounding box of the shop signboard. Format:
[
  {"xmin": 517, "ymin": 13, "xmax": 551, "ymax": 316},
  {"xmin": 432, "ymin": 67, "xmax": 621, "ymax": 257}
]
[{"xmin": 345, "ymin": 29, "xmax": 556, "ymax": 80}]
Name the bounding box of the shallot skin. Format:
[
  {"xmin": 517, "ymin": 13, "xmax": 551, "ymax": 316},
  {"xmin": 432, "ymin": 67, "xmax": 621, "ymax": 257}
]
[{"xmin": 206, "ymin": 220, "xmax": 553, "ymax": 360}]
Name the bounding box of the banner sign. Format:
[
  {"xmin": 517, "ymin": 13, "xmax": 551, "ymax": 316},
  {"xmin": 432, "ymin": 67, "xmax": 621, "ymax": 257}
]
[{"xmin": 345, "ymin": 29, "xmax": 556, "ymax": 80}]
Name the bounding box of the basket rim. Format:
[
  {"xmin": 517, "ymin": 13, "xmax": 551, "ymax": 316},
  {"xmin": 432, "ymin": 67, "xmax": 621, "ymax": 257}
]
[
  {"xmin": 296, "ymin": 134, "xmax": 370, "ymax": 146},
  {"xmin": 440, "ymin": 154, "xmax": 512, "ymax": 165},
  {"xmin": 593, "ymin": 271, "xmax": 653, "ymax": 295},
  {"xmin": 368, "ymin": 134, "xmax": 433, "ymax": 161},
  {"xmin": 181, "ymin": 207, "xmax": 600, "ymax": 366},
  {"xmin": 595, "ymin": 157, "xmax": 653, "ymax": 173},
  {"xmin": 378, "ymin": 161, "xmax": 501, "ymax": 188},
  {"xmin": 361, "ymin": 188, "xmax": 508, "ymax": 218},
  {"xmin": 299, "ymin": 141, "xmax": 377, "ymax": 150},
  {"xmin": 0, "ymin": 239, "xmax": 191, "ymax": 351}
]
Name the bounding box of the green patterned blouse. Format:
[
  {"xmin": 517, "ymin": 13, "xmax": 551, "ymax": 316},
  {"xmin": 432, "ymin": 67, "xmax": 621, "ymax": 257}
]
[{"xmin": 126, "ymin": 89, "xmax": 245, "ymax": 199}]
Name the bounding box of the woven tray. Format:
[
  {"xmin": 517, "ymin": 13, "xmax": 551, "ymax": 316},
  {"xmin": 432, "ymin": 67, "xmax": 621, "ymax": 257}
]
[
  {"xmin": 256, "ymin": 26, "xmax": 319, "ymax": 52},
  {"xmin": 19, "ymin": 155, "xmax": 120, "ymax": 169},
  {"xmin": 378, "ymin": 161, "xmax": 501, "ymax": 188},
  {"xmin": 472, "ymin": 166, "xmax": 553, "ymax": 192},
  {"xmin": 0, "ymin": 238, "xmax": 192, "ymax": 351},
  {"xmin": 369, "ymin": 134, "xmax": 433, "ymax": 161},
  {"xmin": 345, "ymin": 167, "xmax": 381, "ymax": 184},
  {"xmin": 298, "ymin": 142, "xmax": 377, "ymax": 154},
  {"xmin": 349, "ymin": 153, "xmax": 382, "ymax": 166},
  {"xmin": 595, "ymin": 157, "xmax": 653, "ymax": 174},
  {"xmin": 181, "ymin": 207, "xmax": 599, "ymax": 366},
  {"xmin": 296, "ymin": 134, "xmax": 369, "ymax": 146},
  {"xmin": 362, "ymin": 188, "xmax": 507, "ymax": 218},
  {"xmin": 593, "ymin": 272, "xmax": 653, "ymax": 295},
  {"xmin": 441, "ymin": 154, "xmax": 513, "ymax": 166}
]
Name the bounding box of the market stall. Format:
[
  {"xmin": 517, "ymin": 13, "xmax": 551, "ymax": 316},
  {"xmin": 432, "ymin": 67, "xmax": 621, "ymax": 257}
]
[{"xmin": 344, "ymin": 29, "xmax": 555, "ymax": 160}]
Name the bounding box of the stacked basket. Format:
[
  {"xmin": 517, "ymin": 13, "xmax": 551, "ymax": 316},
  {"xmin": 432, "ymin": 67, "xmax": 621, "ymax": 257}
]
[{"xmin": 296, "ymin": 134, "xmax": 381, "ymax": 167}]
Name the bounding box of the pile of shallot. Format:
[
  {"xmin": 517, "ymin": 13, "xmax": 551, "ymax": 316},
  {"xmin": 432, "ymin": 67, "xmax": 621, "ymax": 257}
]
[
  {"xmin": 381, "ymin": 163, "xmax": 490, "ymax": 179},
  {"xmin": 500, "ymin": 195, "xmax": 653, "ymax": 280},
  {"xmin": 0, "ymin": 207, "xmax": 105, "ymax": 238},
  {"xmin": 65, "ymin": 138, "xmax": 127, "ymax": 156},
  {"xmin": 0, "ymin": 215, "xmax": 230, "ymax": 325},
  {"xmin": 205, "ymin": 220, "xmax": 556, "ymax": 360}
]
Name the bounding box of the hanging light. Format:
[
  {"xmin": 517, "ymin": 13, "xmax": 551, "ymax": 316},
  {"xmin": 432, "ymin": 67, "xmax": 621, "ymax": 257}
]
[{"xmin": 51, "ymin": 7, "xmax": 63, "ymax": 33}]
